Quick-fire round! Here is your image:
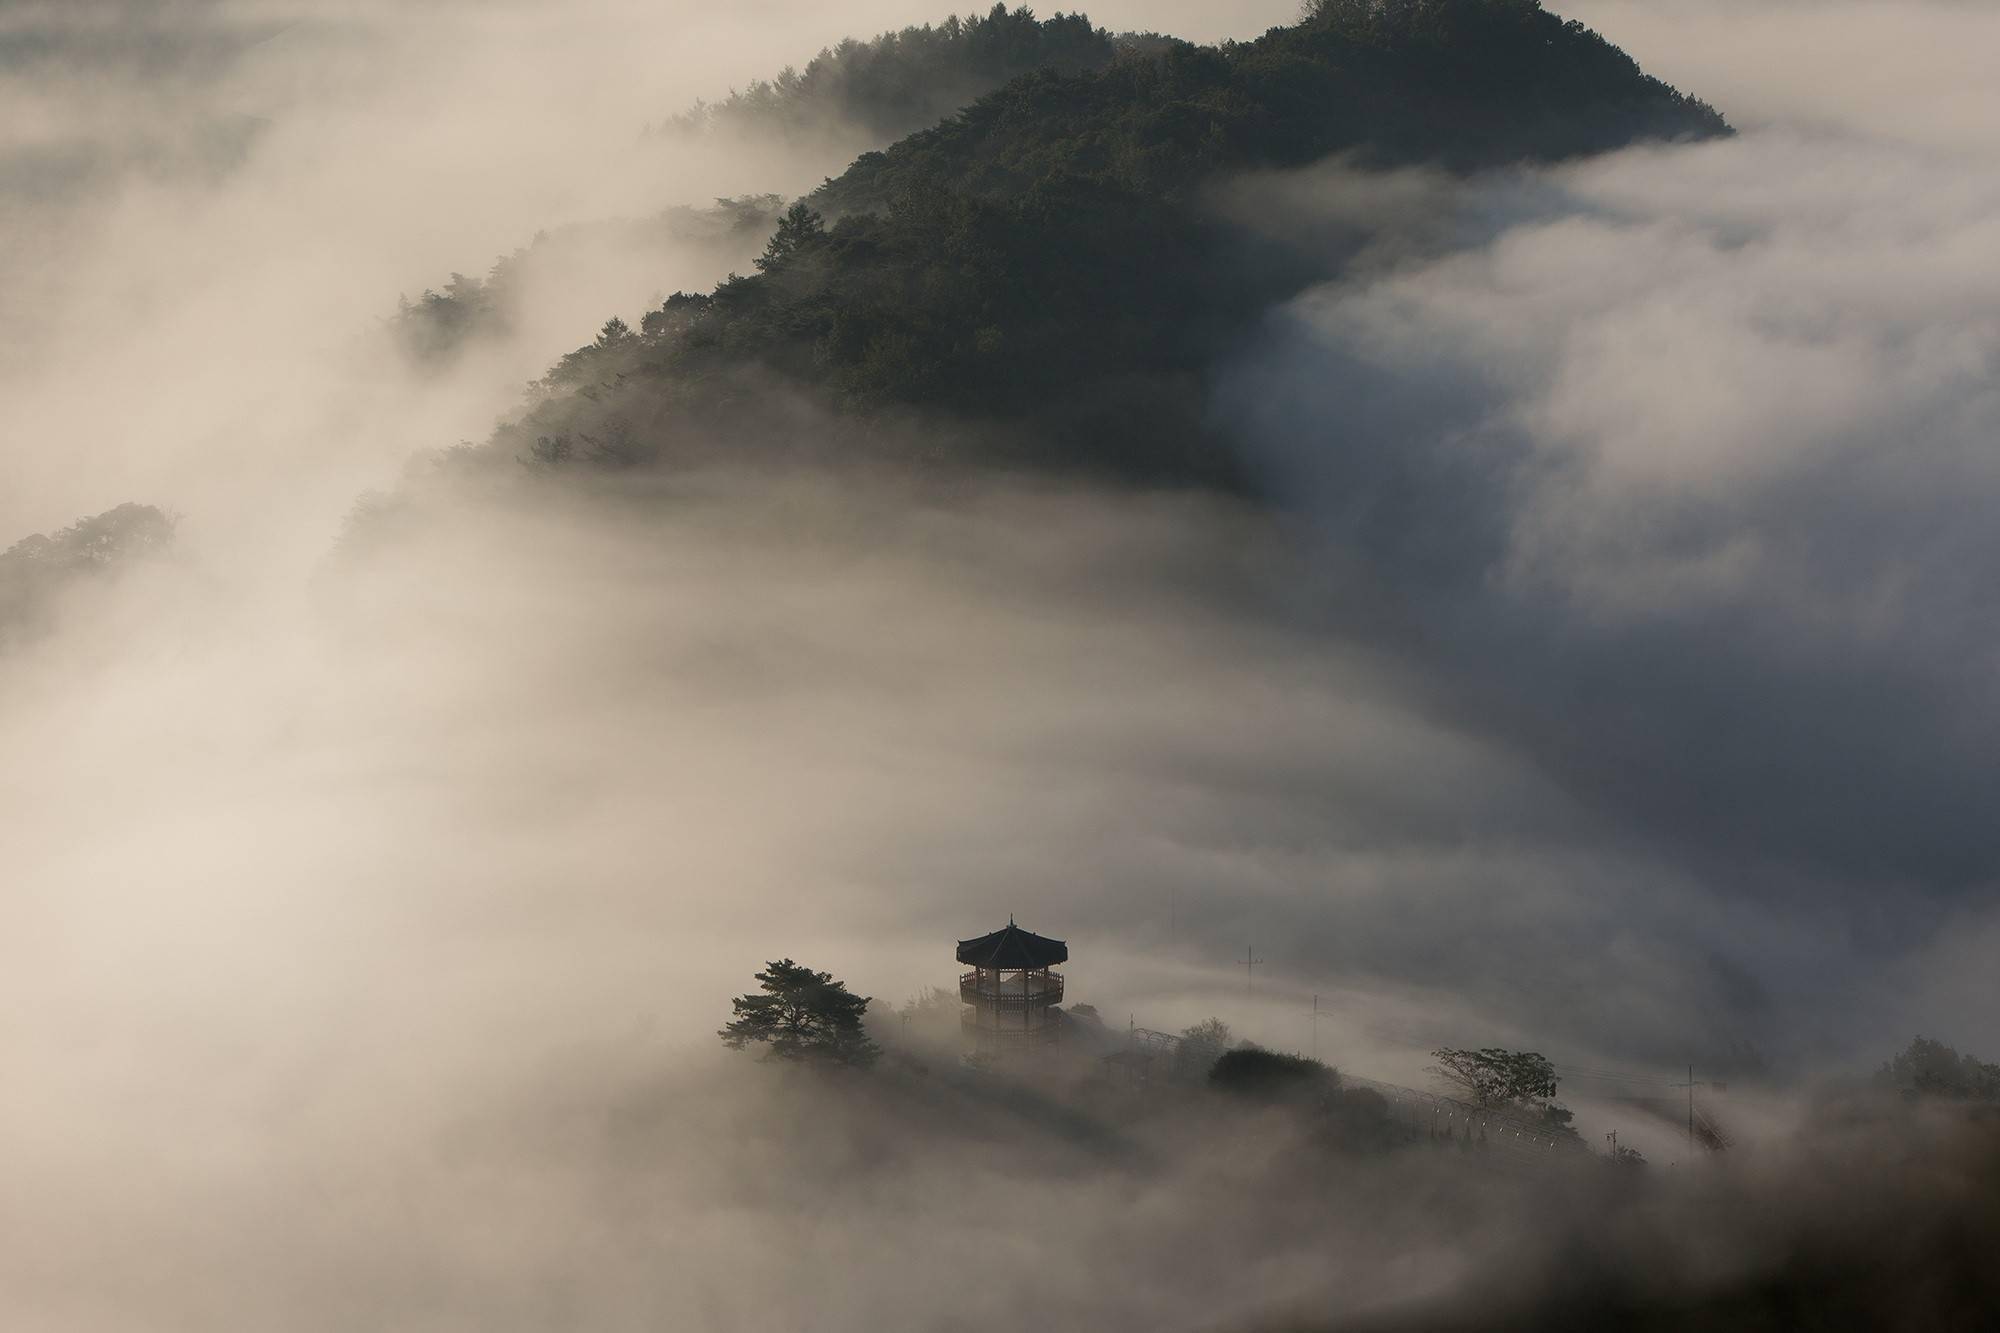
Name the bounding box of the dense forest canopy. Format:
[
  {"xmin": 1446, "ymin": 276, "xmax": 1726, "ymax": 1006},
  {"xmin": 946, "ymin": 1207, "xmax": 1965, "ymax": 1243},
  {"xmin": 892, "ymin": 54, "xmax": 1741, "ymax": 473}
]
[
  {"xmin": 816, "ymin": 0, "xmax": 1723, "ymax": 215},
  {"xmin": 0, "ymin": 503, "xmax": 174, "ymax": 645},
  {"xmin": 653, "ymin": 5, "xmax": 1119, "ymax": 149},
  {"xmin": 437, "ymin": 0, "xmax": 1724, "ymax": 493}
]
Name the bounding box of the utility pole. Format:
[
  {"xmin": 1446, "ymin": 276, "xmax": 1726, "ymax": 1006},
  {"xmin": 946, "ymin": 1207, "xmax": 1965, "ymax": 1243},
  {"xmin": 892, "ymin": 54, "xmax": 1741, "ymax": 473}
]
[
  {"xmin": 1672, "ymin": 1065, "xmax": 1726, "ymax": 1154},
  {"xmin": 1311, "ymin": 993, "xmax": 1320, "ymax": 1060},
  {"xmin": 1241, "ymin": 944, "xmax": 1264, "ymax": 994}
]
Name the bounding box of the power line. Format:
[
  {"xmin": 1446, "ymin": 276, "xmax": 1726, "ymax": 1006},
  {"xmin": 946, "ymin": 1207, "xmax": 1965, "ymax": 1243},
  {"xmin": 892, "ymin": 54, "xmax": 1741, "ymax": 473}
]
[
  {"xmin": 1671, "ymin": 1066, "xmax": 1726, "ymax": 1155},
  {"xmin": 1241, "ymin": 944, "xmax": 1264, "ymax": 994}
]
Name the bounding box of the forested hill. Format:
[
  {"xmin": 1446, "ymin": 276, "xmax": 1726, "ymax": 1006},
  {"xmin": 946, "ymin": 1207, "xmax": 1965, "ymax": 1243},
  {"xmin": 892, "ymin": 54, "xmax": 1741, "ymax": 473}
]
[
  {"xmin": 466, "ymin": 0, "xmax": 1727, "ymax": 490},
  {"xmin": 389, "ymin": 196, "xmax": 787, "ymax": 369},
  {"xmin": 1, "ymin": 503, "xmax": 174, "ymax": 646},
  {"xmin": 653, "ymin": 5, "xmax": 1120, "ymax": 149},
  {"xmin": 817, "ymin": 0, "xmax": 1723, "ymax": 215},
  {"xmin": 392, "ymin": 7, "xmax": 1122, "ymax": 368}
]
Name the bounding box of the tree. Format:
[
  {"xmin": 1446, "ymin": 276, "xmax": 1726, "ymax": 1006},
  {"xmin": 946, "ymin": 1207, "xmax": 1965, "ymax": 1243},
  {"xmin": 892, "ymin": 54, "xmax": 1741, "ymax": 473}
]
[
  {"xmin": 1429, "ymin": 1047, "xmax": 1558, "ymax": 1106},
  {"xmin": 1173, "ymin": 1017, "xmax": 1232, "ymax": 1081},
  {"xmin": 3, "ymin": 503, "xmax": 176, "ymax": 645},
  {"xmin": 1875, "ymin": 1036, "xmax": 2000, "ymax": 1101},
  {"xmin": 720, "ymin": 959, "xmax": 880, "ymax": 1067},
  {"xmin": 1209, "ymin": 1047, "xmax": 1334, "ymax": 1101},
  {"xmin": 1609, "ymin": 1141, "xmax": 1647, "ymax": 1170},
  {"xmin": 521, "ymin": 433, "xmax": 573, "ymax": 469},
  {"xmin": 753, "ymin": 202, "xmax": 827, "ymax": 273},
  {"xmin": 896, "ymin": 984, "xmax": 962, "ymax": 1041},
  {"xmin": 1430, "ymin": 1046, "xmax": 1582, "ymax": 1139}
]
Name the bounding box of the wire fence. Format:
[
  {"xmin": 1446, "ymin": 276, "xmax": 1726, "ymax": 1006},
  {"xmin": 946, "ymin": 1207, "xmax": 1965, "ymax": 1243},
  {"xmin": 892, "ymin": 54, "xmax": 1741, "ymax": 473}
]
[{"xmin": 1338, "ymin": 1072, "xmax": 1593, "ymax": 1163}]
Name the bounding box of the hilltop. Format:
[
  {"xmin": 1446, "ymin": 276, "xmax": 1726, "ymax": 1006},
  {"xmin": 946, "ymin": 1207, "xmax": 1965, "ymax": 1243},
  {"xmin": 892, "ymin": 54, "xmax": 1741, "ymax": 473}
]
[{"xmin": 431, "ymin": 0, "xmax": 1727, "ymax": 493}]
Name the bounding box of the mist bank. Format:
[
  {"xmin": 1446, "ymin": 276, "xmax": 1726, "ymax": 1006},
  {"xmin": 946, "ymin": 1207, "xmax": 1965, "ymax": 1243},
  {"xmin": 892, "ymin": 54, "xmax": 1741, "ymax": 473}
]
[
  {"xmin": 383, "ymin": 6, "xmax": 1123, "ymax": 380},
  {"xmin": 1216, "ymin": 0, "xmax": 2000, "ymax": 1062},
  {"xmin": 4, "ymin": 0, "xmax": 1986, "ymax": 1139},
  {"xmin": 7, "ymin": 458, "xmax": 1923, "ymax": 1090},
  {"xmin": 5, "ymin": 2, "xmax": 2000, "ymax": 1328},
  {"xmin": 7, "ymin": 459, "xmax": 1999, "ymax": 1329},
  {"xmin": 2, "ymin": 0, "xmax": 1987, "ymax": 1115},
  {"xmin": 6, "ymin": 1, "xmax": 1305, "ymax": 542}
]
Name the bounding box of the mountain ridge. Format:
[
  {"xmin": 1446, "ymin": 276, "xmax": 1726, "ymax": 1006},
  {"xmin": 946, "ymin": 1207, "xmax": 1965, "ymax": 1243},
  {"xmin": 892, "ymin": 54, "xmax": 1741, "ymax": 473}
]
[{"xmin": 424, "ymin": 0, "xmax": 1729, "ymax": 496}]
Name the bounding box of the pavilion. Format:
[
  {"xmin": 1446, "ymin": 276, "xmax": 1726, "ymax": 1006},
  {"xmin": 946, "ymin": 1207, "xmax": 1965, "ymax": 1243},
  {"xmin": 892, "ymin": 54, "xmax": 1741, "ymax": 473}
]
[{"xmin": 957, "ymin": 917, "xmax": 1066, "ymax": 1053}]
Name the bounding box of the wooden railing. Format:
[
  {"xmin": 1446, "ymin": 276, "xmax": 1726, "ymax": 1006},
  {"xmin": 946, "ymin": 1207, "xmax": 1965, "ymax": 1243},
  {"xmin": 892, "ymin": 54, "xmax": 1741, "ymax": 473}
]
[{"xmin": 960, "ymin": 970, "xmax": 1063, "ymax": 1006}]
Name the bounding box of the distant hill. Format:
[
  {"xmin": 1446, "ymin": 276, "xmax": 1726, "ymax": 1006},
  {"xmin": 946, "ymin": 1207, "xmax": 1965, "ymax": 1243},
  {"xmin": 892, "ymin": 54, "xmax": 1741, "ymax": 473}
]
[
  {"xmin": 1, "ymin": 503, "xmax": 174, "ymax": 645},
  {"xmin": 388, "ymin": 196, "xmax": 787, "ymax": 369},
  {"xmin": 651, "ymin": 5, "xmax": 1119, "ymax": 151},
  {"xmin": 443, "ymin": 0, "xmax": 1727, "ymax": 490},
  {"xmin": 390, "ymin": 8, "xmax": 1125, "ymax": 370}
]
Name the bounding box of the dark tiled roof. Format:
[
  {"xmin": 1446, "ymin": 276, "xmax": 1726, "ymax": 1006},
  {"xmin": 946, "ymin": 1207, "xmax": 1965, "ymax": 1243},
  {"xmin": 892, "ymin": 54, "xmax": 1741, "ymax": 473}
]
[{"xmin": 956, "ymin": 919, "xmax": 1067, "ymax": 969}]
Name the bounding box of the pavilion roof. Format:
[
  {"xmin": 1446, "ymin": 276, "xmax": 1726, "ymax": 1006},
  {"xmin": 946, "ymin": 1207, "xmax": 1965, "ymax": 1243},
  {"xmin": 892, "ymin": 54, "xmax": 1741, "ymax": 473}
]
[{"xmin": 956, "ymin": 919, "xmax": 1067, "ymax": 969}]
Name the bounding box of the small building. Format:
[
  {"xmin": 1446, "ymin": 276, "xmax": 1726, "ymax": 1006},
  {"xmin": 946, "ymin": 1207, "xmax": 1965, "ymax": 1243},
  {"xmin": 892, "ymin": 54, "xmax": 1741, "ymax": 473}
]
[{"xmin": 957, "ymin": 918, "xmax": 1066, "ymax": 1054}]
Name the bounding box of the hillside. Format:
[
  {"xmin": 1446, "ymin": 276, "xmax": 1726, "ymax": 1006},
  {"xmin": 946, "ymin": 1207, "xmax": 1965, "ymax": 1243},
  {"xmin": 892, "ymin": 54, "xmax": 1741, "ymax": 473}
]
[
  {"xmin": 390, "ymin": 9, "xmax": 1132, "ymax": 369},
  {"xmin": 454, "ymin": 0, "xmax": 1727, "ymax": 490},
  {"xmin": 388, "ymin": 196, "xmax": 787, "ymax": 368},
  {"xmin": 0, "ymin": 503, "xmax": 175, "ymax": 646},
  {"xmin": 653, "ymin": 4, "xmax": 1119, "ymax": 149}
]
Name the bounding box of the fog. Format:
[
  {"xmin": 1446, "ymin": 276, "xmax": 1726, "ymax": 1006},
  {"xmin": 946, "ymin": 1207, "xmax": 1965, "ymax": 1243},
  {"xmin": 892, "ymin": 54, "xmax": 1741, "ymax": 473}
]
[
  {"xmin": 1221, "ymin": 0, "xmax": 2000, "ymax": 1065},
  {"xmin": 3, "ymin": 1, "xmax": 1997, "ymax": 1329},
  {"xmin": 0, "ymin": 0, "xmax": 1300, "ymax": 544}
]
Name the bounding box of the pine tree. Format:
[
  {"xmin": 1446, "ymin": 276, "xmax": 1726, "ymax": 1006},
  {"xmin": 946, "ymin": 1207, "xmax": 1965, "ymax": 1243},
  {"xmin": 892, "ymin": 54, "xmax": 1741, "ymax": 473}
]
[
  {"xmin": 753, "ymin": 202, "xmax": 827, "ymax": 273},
  {"xmin": 719, "ymin": 959, "xmax": 880, "ymax": 1067}
]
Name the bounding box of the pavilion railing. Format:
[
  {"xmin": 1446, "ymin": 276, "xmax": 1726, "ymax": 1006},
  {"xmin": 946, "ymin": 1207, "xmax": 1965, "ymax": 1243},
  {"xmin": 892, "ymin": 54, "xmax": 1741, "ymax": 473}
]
[{"xmin": 960, "ymin": 970, "xmax": 1063, "ymax": 1006}]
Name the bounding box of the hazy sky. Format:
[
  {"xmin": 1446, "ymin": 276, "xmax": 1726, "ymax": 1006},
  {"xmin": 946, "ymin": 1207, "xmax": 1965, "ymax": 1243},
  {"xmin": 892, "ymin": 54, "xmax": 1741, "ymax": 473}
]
[
  {"xmin": 0, "ymin": 0, "xmax": 1304, "ymax": 543},
  {"xmin": 2, "ymin": 3, "xmax": 1997, "ymax": 1328}
]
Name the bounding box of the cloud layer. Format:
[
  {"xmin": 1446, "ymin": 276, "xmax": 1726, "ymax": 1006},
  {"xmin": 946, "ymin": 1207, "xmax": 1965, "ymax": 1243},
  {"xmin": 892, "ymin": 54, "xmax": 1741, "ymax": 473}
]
[
  {"xmin": 1221, "ymin": 0, "xmax": 2000, "ymax": 1058},
  {"xmin": 5, "ymin": 2, "xmax": 1999, "ymax": 1328}
]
